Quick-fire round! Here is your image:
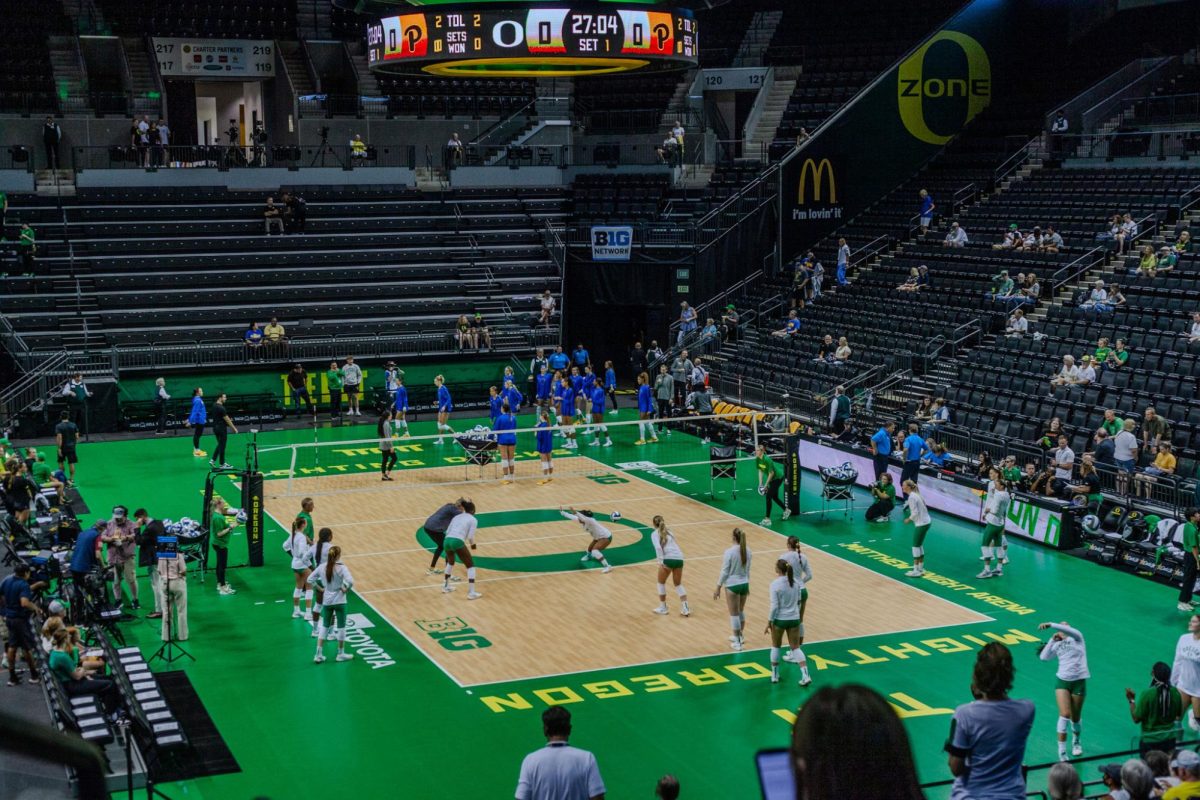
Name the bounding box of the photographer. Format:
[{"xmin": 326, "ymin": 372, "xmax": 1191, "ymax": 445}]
[
  {"xmin": 224, "ymin": 120, "xmax": 244, "ymax": 167},
  {"xmin": 134, "ymin": 509, "xmax": 165, "ymax": 620},
  {"xmin": 251, "ymin": 123, "xmax": 267, "ymax": 167},
  {"xmin": 157, "ymin": 538, "xmax": 187, "ymax": 642},
  {"xmin": 102, "ymin": 506, "xmax": 139, "ymax": 610},
  {"xmin": 68, "ymin": 520, "xmax": 105, "ymax": 619}
]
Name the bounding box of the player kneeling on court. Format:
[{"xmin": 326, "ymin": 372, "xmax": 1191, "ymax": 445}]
[
  {"xmin": 561, "ymin": 506, "xmax": 613, "ymax": 573},
  {"xmin": 442, "ymin": 500, "xmax": 482, "ymax": 599},
  {"xmin": 766, "ymin": 559, "xmax": 811, "ymax": 686},
  {"xmin": 714, "ymin": 528, "xmax": 751, "ymax": 651},
  {"xmin": 309, "ymin": 546, "xmax": 354, "ymax": 663}
]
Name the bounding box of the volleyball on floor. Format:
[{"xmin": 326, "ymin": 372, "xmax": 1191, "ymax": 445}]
[
  {"xmin": 1080, "ymin": 514, "xmax": 1100, "ymax": 536},
  {"xmin": 610, "ymin": 511, "xmax": 621, "ymax": 521}
]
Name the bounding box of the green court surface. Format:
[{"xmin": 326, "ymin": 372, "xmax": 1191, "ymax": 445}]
[{"xmin": 69, "ymin": 410, "xmax": 1183, "ymax": 799}]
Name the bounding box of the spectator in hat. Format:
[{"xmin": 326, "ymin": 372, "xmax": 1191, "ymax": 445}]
[
  {"xmin": 287, "ymin": 363, "xmax": 315, "ymax": 418},
  {"xmin": 1164, "ymin": 750, "xmax": 1200, "ymax": 799},
  {"xmin": 944, "ymin": 221, "xmax": 968, "ymax": 247},
  {"xmin": 720, "ymin": 303, "xmax": 740, "ymax": 341}
]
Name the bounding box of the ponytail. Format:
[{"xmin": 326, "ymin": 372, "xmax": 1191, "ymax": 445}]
[
  {"xmin": 653, "ymin": 515, "xmax": 667, "ymax": 548},
  {"xmin": 315, "ymin": 527, "xmax": 333, "ymax": 566},
  {"xmin": 787, "ymin": 535, "xmax": 800, "ymax": 553},
  {"xmin": 777, "ymin": 558, "xmax": 794, "ymax": 587},
  {"xmin": 734, "ymin": 528, "xmax": 747, "ymax": 566},
  {"xmin": 291, "ymin": 517, "xmax": 305, "ymax": 535},
  {"xmin": 1152, "ymin": 661, "xmax": 1173, "ymax": 720},
  {"xmin": 325, "ymin": 546, "xmax": 341, "ymax": 582}
]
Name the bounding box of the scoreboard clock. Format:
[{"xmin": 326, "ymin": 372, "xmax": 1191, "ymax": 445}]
[{"xmin": 366, "ymin": 6, "xmax": 698, "ymax": 77}]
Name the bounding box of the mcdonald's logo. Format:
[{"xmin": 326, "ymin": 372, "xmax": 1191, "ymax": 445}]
[
  {"xmin": 897, "ymin": 30, "xmax": 990, "ymax": 146},
  {"xmin": 797, "ymin": 158, "xmax": 836, "ymax": 206}
]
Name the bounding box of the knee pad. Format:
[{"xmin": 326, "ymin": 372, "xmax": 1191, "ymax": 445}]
[
  {"xmin": 796, "ymin": 623, "xmax": 806, "ymax": 638},
  {"xmin": 337, "ymin": 629, "xmax": 347, "ymax": 643},
  {"xmin": 1057, "ymin": 716, "xmax": 1070, "ymax": 734},
  {"xmin": 770, "ymin": 647, "xmax": 781, "ymax": 663},
  {"xmin": 293, "ymin": 588, "xmax": 302, "ymax": 599},
  {"xmin": 313, "ymin": 604, "xmax": 323, "ymax": 615},
  {"xmin": 911, "ymin": 547, "xmax": 922, "ymax": 558},
  {"xmin": 304, "ymin": 590, "xmax": 312, "ymax": 601},
  {"xmin": 656, "ymin": 583, "xmax": 667, "ymax": 596},
  {"xmin": 466, "ymin": 567, "xmax": 476, "ymax": 580},
  {"xmin": 730, "ymin": 616, "xmax": 741, "ymax": 632},
  {"xmin": 792, "ymin": 646, "xmax": 806, "ymax": 663},
  {"xmin": 675, "ymin": 585, "xmax": 687, "ymax": 597}
]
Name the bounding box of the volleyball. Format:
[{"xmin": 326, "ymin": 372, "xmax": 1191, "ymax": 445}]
[
  {"xmin": 1081, "ymin": 514, "xmax": 1100, "ymax": 536},
  {"xmin": 610, "ymin": 511, "xmax": 621, "ymax": 521},
  {"xmin": 235, "ymin": 509, "xmax": 248, "ymax": 524}
]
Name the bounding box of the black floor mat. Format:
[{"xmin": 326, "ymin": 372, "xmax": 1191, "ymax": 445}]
[{"xmin": 150, "ymin": 671, "xmax": 241, "ymax": 783}]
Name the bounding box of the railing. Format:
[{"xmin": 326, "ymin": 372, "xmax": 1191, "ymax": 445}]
[
  {"xmin": 850, "ymin": 234, "xmax": 892, "ymax": 269},
  {"xmin": 714, "ymin": 139, "xmax": 768, "ymax": 165},
  {"xmin": 1058, "ymin": 126, "xmax": 1200, "ymax": 160},
  {"xmin": 1049, "ymin": 245, "xmax": 1108, "ymax": 293},
  {"xmin": 471, "ymin": 98, "xmax": 537, "ymax": 146},
  {"xmin": 951, "ymin": 182, "xmax": 978, "ymax": 214},
  {"xmin": 0, "ymin": 351, "xmax": 72, "ymax": 427},
  {"xmin": 71, "ymin": 143, "xmax": 417, "ymax": 171},
  {"xmin": 1118, "ymin": 90, "xmax": 1200, "ymax": 127},
  {"xmin": 0, "ymin": 145, "xmax": 35, "ymax": 173},
  {"xmin": 1046, "ymin": 56, "xmax": 1175, "ymax": 134},
  {"xmin": 992, "ymin": 135, "xmax": 1041, "ymax": 184},
  {"xmin": 665, "ymin": 269, "xmax": 765, "ymax": 348},
  {"xmin": 1180, "ymin": 180, "xmax": 1200, "ymax": 215},
  {"xmin": 0, "ymin": 92, "xmax": 60, "ymax": 116}
]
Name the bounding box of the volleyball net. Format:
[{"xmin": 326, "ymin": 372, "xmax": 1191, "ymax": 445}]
[{"xmin": 252, "ymin": 410, "xmax": 792, "ymax": 498}]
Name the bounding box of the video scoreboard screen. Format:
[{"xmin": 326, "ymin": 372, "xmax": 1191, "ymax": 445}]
[{"xmin": 366, "ymin": 6, "xmax": 698, "ymax": 76}]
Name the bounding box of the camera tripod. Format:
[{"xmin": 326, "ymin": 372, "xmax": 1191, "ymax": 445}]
[
  {"xmin": 309, "ymin": 129, "xmax": 344, "ymax": 168},
  {"xmin": 149, "ymin": 569, "xmax": 192, "ymax": 665}
]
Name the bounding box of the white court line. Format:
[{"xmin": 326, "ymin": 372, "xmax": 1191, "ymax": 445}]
[
  {"xmin": 326, "ymin": 493, "xmax": 681, "ymax": 529},
  {"xmin": 460, "ymin": 617, "xmax": 997, "ymax": 689},
  {"xmin": 263, "ymin": 507, "xmax": 468, "ymax": 689},
  {"xmin": 342, "ymin": 516, "xmax": 736, "ymax": 559}
]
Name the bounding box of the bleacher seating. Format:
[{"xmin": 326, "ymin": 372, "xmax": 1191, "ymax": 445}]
[
  {"xmin": 374, "ymin": 78, "xmax": 536, "ymax": 119},
  {"xmin": 1, "ymin": 186, "xmax": 568, "ymax": 354},
  {"xmin": 0, "ymin": 6, "xmax": 69, "ymax": 114},
  {"xmin": 94, "ymin": 0, "xmax": 297, "ymax": 38},
  {"xmin": 572, "ymin": 173, "xmax": 671, "ymax": 224},
  {"xmin": 574, "ymin": 75, "xmax": 684, "ymax": 135}
]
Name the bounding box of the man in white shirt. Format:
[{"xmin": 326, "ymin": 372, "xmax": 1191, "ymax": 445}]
[
  {"xmin": 1041, "ymin": 225, "xmax": 1064, "ymax": 253},
  {"xmin": 1049, "ymin": 355, "xmax": 1082, "ymax": 390},
  {"xmin": 341, "ymin": 355, "xmax": 363, "ymax": 416},
  {"xmin": 1076, "ymin": 356, "xmax": 1097, "ymax": 386},
  {"xmin": 943, "ymin": 221, "xmax": 968, "ymax": 247},
  {"xmin": 1005, "ymin": 308, "xmax": 1028, "ymax": 337},
  {"xmin": 515, "ymin": 707, "xmax": 605, "ymax": 800},
  {"xmin": 1112, "ymin": 417, "xmax": 1139, "ymax": 495},
  {"xmin": 1052, "ymin": 435, "xmax": 1075, "ymax": 496},
  {"xmin": 445, "ymin": 133, "xmax": 464, "ymax": 170}
]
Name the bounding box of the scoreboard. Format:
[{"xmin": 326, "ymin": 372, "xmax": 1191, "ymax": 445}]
[{"xmin": 366, "ymin": 6, "xmax": 698, "ymax": 77}]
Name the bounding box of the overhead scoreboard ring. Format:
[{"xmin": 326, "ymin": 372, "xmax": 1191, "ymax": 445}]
[{"xmin": 366, "ymin": 6, "xmax": 698, "ymax": 77}]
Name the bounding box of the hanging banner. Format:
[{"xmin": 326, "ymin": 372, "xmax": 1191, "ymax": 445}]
[
  {"xmin": 590, "ymin": 225, "xmax": 633, "ymax": 261},
  {"xmin": 153, "ymin": 38, "xmax": 276, "ymax": 78}
]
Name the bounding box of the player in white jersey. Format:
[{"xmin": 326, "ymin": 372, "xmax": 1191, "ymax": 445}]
[
  {"xmin": 901, "ymin": 480, "xmax": 931, "ymax": 577},
  {"xmin": 651, "ymin": 515, "xmax": 689, "ymax": 616},
  {"xmin": 284, "ymin": 516, "xmax": 313, "ymax": 619},
  {"xmin": 306, "ymin": 527, "xmax": 334, "ymax": 638},
  {"xmin": 561, "ymin": 506, "xmax": 613, "ymax": 573},
  {"xmin": 442, "ymin": 500, "xmax": 482, "ymax": 599},
  {"xmin": 779, "ymin": 536, "xmax": 814, "ymax": 625},
  {"xmin": 765, "ymin": 559, "xmax": 811, "ymax": 686},
  {"xmin": 1038, "ymin": 621, "xmax": 1090, "ymax": 760},
  {"xmin": 714, "ymin": 528, "xmax": 751, "ymax": 650},
  {"xmin": 1173, "ymin": 614, "xmax": 1200, "ymax": 730},
  {"xmin": 308, "ymin": 546, "xmax": 355, "ymax": 663}
]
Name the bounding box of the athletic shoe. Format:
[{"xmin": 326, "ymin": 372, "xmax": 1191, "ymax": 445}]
[
  {"xmin": 194, "ymin": 449, "xmax": 207, "ymax": 457},
  {"xmin": 799, "ymin": 676, "xmax": 813, "ymax": 687},
  {"xmin": 680, "ymin": 602, "xmax": 691, "ymax": 617},
  {"xmin": 434, "ymin": 438, "xmax": 444, "ymax": 445},
  {"xmin": 538, "ymin": 478, "xmax": 552, "ymax": 485},
  {"xmin": 1057, "ymin": 751, "xmax": 1068, "ymax": 763},
  {"xmin": 603, "ymin": 440, "xmax": 613, "ymax": 447},
  {"xmin": 580, "ymin": 554, "xmax": 592, "ymax": 562},
  {"xmin": 601, "ymin": 564, "xmax": 612, "ymax": 574},
  {"xmin": 729, "ymin": 635, "xmax": 741, "ymax": 643},
  {"xmin": 382, "ymin": 475, "xmax": 393, "ymax": 482},
  {"xmin": 905, "ymin": 569, "xmax": 923, "ymax": 577},
  {"xmin": 1071, "ymin": 742, "xmax": 1082, "ymax": 757},
  {"xmin": 993, "ymin": 569, "xmax": 1003, "ymax": 578},
  {"xmin": 770, "ymin": 672, "xmax": 780, "ymax": 684},
  {"xmin": 450, "ymin": 575, "xmax": 462, "ymax": 582},
  {"xmin": 651, "ymin": 437, "xmax": 660, "ymax": 443},
  {"xmin": 1180, "ymin": 602, "xmax": 1196, "ymax": 612},
  {"xmin": 442, "ymin": 584, "xmax": 455, "ymax": 593},
  {"xmin": 314, "ymin": 654, "xmax": 325, "ymax": 664},
  {"xmin": 221, "ymin": 463, "xmax": 233, "ymax": 469},
  {"xmin": 589, "ymin": 440, "xmax": 600, "ymax": 447},
  {"xmin": 425, "ymin": 568, "xmax": 441, "ymax": 575},
  {"xmin": 6, "ymin": 675, "xmax": 20, "ymax": 687},
  {"xmin": 634, "ymin": 439, "xmax": 646, "ymax": 445},
  {"xmin": 975, "ymin": 569, "xmax": 994, "ymax": 579},
  {"xmin": 782, "ymin": 509, "xmax": 792, "ymax": 520},
  {"xmin": 652, "ymin": 605, "xmax": 669, "ymax": 615},
  {"xmin": 979, "ymin": 554, "xmax": 988, "ymax": 561},
  {"xmin": 608, "ymin": 409, "xmax": 617, "ymax": 415},
  {"xmin": 209, "ymin": 459, "xmax": 217, "ymax": 467},
  {"xmin": 501, "ymin": 479, "xmax": 513, "ymax": 485},
  {"xmin": 1000, "ymin": 556, "xmax": 1010, "ymax": 565},
  {"xmin": 224, "ymin": 584, "xmax": 236, "ymax": 594},
  {"xmin": 335, "ymin": 653, "xmax": 354, "ymax": 662},
  {"xmin": 760, "ymin": 518, "xmax": 772, "ymax": 527},
  {"xmin": 731, "ymin": 639, "xmax": 744, "ymax": 651},
  {"xmin": 132, "ymin": 599, "xmax": 140, "ymax": 610},
  {"xmin": 467, "ymin": 591, "xmax": 483, "ymax": 600},
  {"xmin": 292, "ymin": 608, "xmax": 303, "ymax": 618}
]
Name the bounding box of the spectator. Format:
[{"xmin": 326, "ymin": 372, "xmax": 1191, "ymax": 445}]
[
  {"xmin": 791, "ymin": 259, "xmax": 811, "ymax": 309},
  {"xmin": 677, "ymin": 302, "xmax": 697, "ymax": 345},
  {"xmin": 900, "ymin": 423, "xmax": 927, "ymax": 492},
  {"xmin": 988, "ymin": 270, "xmax": 1015, "ymax": 301},
  {"xmin": 917, "ymin": 189, "xmax": 935, "ymax": 234},
  {"xmin": 655, "ymin": 775, "xmax": 680, "ymax": 800},
  {"xmin": 1049, "ymin": 355, "xmax": 1083, "ymax": 391},
  {"xmin": 897, "ymin": 266, "xmax": 921, "ymax": 291},
  {"xmin": 1037, "ymin": 416, "xmax": 1065, "ymax": 449},
  {"xmin": 1143, "ymin": 407, "xmax": 1170, "ymax": 454},
  {"xmin": 670, "ymin": 119, "xmax": 685, "ymax": 149},
  {"xmin": 829, "ymin": 385, "xmax": 851, "ymax": 435},
  {"xmin": 813, "ymin": 333, "xmax": 836, "ymax": 362},
  {"xmin": 48, "ymin": 627, "xmax": 120, "ymax": 713},
  {"xmin": 913, "ymin": 396, "xmax": 934, "ymax": 425},
  {"xmin": 792, "ymin": 684, "xmax": 924, "ymax": 800},
  {"xmin": 1047, "ymin": 762, "xmax": 1083, "ymax": 800},
  {"xmin": 944, "ymin": 221, "xmax": 968, "ymax": 247},
  {"xmin": 514, "ymin": 706, "xmax": 605, "ymax": 800},
  {"xmin": 263, "ymin": 317, "xmax": 287, "ymax": 355},
  {"xmin": 1021, "ymin": 272, "xmax": 1041, "ymax": 303},
  {"xmin": 102, "ymin": 507, "xmax": 139, "ymax": 608},
  {"xmin": 1097, "ymin": 408, "xmax": 1123, "ymax": 437},
  {"xmin": 834, "ymin": 336, "xmax": 852, "ymax": 361},
  {"xmin": 869, "ymin": 420, "xmax": 896, "ymax": 480},
  {"xmin": 1164, "ymin": 750, "xmax": 1200, "ymax": 799},
  {"xmin": 1092, "ymin": 429, "xmax": 1115, "ymax": 465},
  {"xmin": 155, "ymin": 117, "xmax": 170, "ymax": 163},
  {"xmin": 1000, "ymin": 454, "xmax": 1022, "ymax": 486},
  {"xmin": 43, "ymin": 116, "xmax": 62, "ymax": 169},
  {"xmin": 974, "ymin": 450, "xmax": 995, "ymax": 481},
  {"xmin": 1188, "ymin": 311, "xmax": 1200, "ymax": 346},
  {"xmin": 539, "ymin": 290, "xmax": 556, "ymax": 327},
  {"xmin": 341, "ymin": 356, "xmax": 363, "ymax": 417},
  {"xmin": 455, "ymin": 315, "xmax": 473, "ymax": 350},
  {"xmin": 287, "ymin": 363, "xmax": 315, "ymax": 419},
  {"xmin": 1077, "ymin": 355, "xmax": 1098, "ymax": 386},
  {"xmin": 720, "ymin": 304, "xmax": 740, "ymax": 341},
  {"xmin": 1117, "ymin": 760, "xmax": 1155, "ymax": 800},
  {"xmin": 1018, "ymin": 461, "xmax": 1038, "ymax": 492},
  {"xmin": 1145, "ymin": 750, "xmax": 1177, "ymax": 793},
  {"xmin": 1135, "ymin": 441, "xmax": 1175, "ymax": 499},
  {"xmin": 472, "ymin": 312, "xmax": 492, "ymax": 350},
  {"xmin": 685, "ymin": 382, "xmax": 712, "ymax": 415},
  {"xmin": 1018, "ymin": 227, "xmax": 1043, "ymax": 251},
  {"xmin": 670, "ymin": 350, "xmax": 692, "ymax": 410},
  {"xmin": 1042, "ymin": 226, "xmax": 1064, "ymax": 253},
  {"xmin": 283, "ymin": 191, "xmax": 306, "ymax": 232},
  {"xmin": 1112, "ymin": 418, "xmax": 1139, "ymax": 494},
  {"xmin": 350, "ymin": 134, "xmax": 368, "ymax": 159},
  {"xmin": 1051, "ymin": 109, "xmax": 1069, "ymax": 133},
  {"xmin": 444, "ymin": 132, "xmax": 464, "ymax": 170},
  {"xmin": 810, "ymin": 257, "xmax": 825, "ymax": 299},
  {"xmin": 1, "ymin": 563, "xmax": 41, "ymax": 685},
  {"xmin": 17, "ymin": 222, "xmax": 37, "ymax": 275},
  {"xmin": 1136, "ymin": 245, "xmax": 1159, "ymax": 276},
  {"xmin": 572, "ymin": 343, "xmax": 591, "ymax": 370},
  {"xmin": 773, "ymin": 310, "xmax": 802, "ymax": 339},
  {"xmin": 794, "ymin": 127, "xmax": 811, "ymax": 146},
  {"xmin": 916, "ymin": 264, "xmax": 930, "ymax": 289},
  {"xmin": 1106, "ymin": 338, "xmax": 1130, "ymax": 369},
  {"xmin": 325, "ymin": 360, "xmax": 343, "ymax": 419},
  {"xmin": 835, "ymin": 237, "xmax": 850, "ymax": 286},
  {"xmin": 263, "ymin": 196, "xmax": 284, "ymax": 234},
  {"xmin": 60, "ymin": 371, "xmax": 92, "ymax": 430},
  {"xmin": 1030, "ymin": 463, "xmax": 1058, "ymax": 496},
  {"xmin": 689, "ymin": 357, "xmax": 707, "ymax": 394},
  {"xmin": 994, "ymin": 224, "xmax": 1021, "ymax": 250},
  {"xmin": 549, "ymin": 345, "xmax": 571, "ymax": 372},
  {"xmin": 866, "ymin": 472, "xmax": 896, "ymax": 522},
  {"xmin": 1080, "ymin": 279, "xmax": 1109, "ymax": 311},
  {"xmin": 1125, "ymin": 662, "xmax": 1182, "ymax": 757},
  {"xmin": 1107, "ymin": 284, "xmax": 1127, "ymax": 308},
  {"xmin": 700, "ymin": 317, "xmax": 719, "ymax": 341},
  {"xmin": 656, "ymin": 134, "xmax": 679, "ymax": 165},
  {"xmin": 1175, "ymin": 229, "xmax": 1193, "ymax": 254},
  {"xmin": 244, "ymin": 321, "xmax": 264, "ymax": 359},
  {"xmin": 928, "ymin": 397, "xmax": 950, "ymax": 433},
  {"xmin": 628, "ymin": 341, "xmax": 646, "ymax": 376},
  {"xmin": 1006, "ymin": 308, "xmax": 1029, "ymax": 336},
  {"xmin": 923, "ymin": 441, "xmax": 950, "ymax": 468},
  {"xmin": 945, "ymin": 643, "xmax": 1035, "ymax": 800},
  {"xmin": 1118, "ymin": 212, "xmax": 1139, "ymax": 253},
  {"xmin": 1067, "ymin": 454, "xmax": 1102, "ymax": 508},
  {"xmin": 1052, "ymin": 435, "xmax": 1075, "ymax": 495},
  {"xmin": 654, "ymin": 363, "xmax": 673, "ymax": 432}
]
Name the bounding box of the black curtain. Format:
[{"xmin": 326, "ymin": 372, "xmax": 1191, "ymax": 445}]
[
  {"xmin": 694, "ymin": 202, "xmax": 778, "ymax": 298},
  {"xmin": 164, "ymin": 80, "xmax": 197, "ymax": 146}
]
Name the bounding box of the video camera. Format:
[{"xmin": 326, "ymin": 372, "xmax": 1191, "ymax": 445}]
[
  {"xmin": 252, "ymin": 124, "xmax": 268, "ymax": 146},
  {"xmin": 226, "ymin": 121, "xmax": 240, "ymax": 145},
  {"xmin": 318, "ymin": 125, "xmax": 331, "ymax": 142}
]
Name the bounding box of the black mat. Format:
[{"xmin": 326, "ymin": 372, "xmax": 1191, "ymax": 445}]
[{"xmin": 151, "ymin": 671, "xmax": 241, "ymax": 783}]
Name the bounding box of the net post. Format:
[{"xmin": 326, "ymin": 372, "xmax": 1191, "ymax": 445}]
[{"xmin": 288, "ymin": 443, "xmax": 298, "ymax": 496}]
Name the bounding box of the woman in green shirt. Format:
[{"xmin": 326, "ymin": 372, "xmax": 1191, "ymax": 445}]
[
  {"xmin": 865, "ymin": 473, "xmax": 895, "ymax": 522},
  {"xmin": 48, "ymin": 627, "xmax": 120, "ymax": 713},
  {"xmin": 210, "ymin": 496, "xmax": 235, "ymax": 595},
  {"xmin": 326, "ymin": 360, "xmax": 343, "ymax": 419},
  {"xmin": 756, "ymin": 445, "xmax": 788, "ymax": 527},
  {"xmin": 1125, "ymin": 661, "xmax": 1182, "ymax": 757}
]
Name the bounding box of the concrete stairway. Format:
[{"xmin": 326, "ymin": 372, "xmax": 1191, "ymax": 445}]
[
  {"xmin": 348, "ymin": 46, "xmax": 379, "ymax": 96},
  {"xmin": 121, "ymin": 37, "xmax": 161, "ymax": 117},
  {"xmin": 744, "ymin": 76, "xmax": 796, "ymax": 159},
  {"xmin": 280, "ymin": 41, "xmax": 317, "ymax": 95},
  {"xmin": 48, "ymin": 35, "xmax": 90, "ymax": 115},
  {"xmin": 732, "ymin": 10, "xmax": 782, "ymax": 68}
]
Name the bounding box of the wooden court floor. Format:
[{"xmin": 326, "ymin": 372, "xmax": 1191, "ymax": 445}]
[{"xmin": 264, "ymin": 458, "xmax": 991, "ymax": 686}]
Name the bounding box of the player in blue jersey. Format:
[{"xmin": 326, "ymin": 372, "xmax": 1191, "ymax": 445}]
[
  {"xmin": 558, "ymin": 377, "xmax": 578, "ymax": 450},
  {"xmin": 589, "ymin": 384, "xmax": 612, "ymax": 447},
  {"xmin": 535, "ymin": 364, "xmax": 554, "ymax": 410},
  {"xmin": 552, "ymin": 371, "xmax": 567, "ymax": 420},
  {"xmin": 495, "ymin": 403, "xmax": 518, "ymax": 484},
  {"xmin": 434, "ymin": 375, "xmax": 454, "ymax": 444},
  {"xmin": 604, "ymin": 360, "xmax": 618, "ymax": 414},
  {"xmin": 535, "ymin": 410, "xmax": 555, "ymax": 484},
  {"xmin": 488, "ymin": 386, "xmax": 503, "ymax": 427},
  {"xmin": 501, "ymin": 379, "xmax": 523, "ymax": 415},
  {"xmin": 391, "ymin": 373, "xmax": 410, "ymax": 436},
  {"xmin": 636, "ymin": 371, "xmax": 658, "ymax": 444}
]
